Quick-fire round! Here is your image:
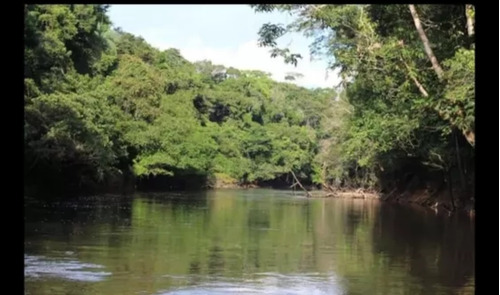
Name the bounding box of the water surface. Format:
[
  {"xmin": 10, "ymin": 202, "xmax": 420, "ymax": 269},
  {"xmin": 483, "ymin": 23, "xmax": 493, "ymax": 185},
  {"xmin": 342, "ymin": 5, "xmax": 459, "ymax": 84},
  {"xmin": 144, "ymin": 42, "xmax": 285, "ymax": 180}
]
[{"xmin": 25, "ymin": 189, "xmax": 475, "ymax": 294}]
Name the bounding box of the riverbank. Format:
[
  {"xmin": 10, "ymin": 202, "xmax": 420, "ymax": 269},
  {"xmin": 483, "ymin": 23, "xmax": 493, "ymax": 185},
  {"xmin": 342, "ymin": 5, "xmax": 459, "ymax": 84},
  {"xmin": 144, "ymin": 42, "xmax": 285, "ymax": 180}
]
[
  {"xmin": 25, "ymin": 171, "xmax": 474, "ymax": 216},
  {"xmin": 304, "ymin": 187, "xmax": 474, "ymax": 216},
  {"xmin": 308, "ymin": 189, "xmax": 380, "ymax": 200},
  {"xmin": 194, "ymin": 173, "xmax": 476, "ymax": 215}
]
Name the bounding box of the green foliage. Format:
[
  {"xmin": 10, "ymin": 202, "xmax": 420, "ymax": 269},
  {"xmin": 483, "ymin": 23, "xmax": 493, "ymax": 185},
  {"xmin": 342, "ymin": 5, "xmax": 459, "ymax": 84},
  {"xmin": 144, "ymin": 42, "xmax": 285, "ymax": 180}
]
[
  {"xmin": 254, "ymin": 4, "xmax": 474, "ymax": 191},
  {"xmin": 24, "ymin": 5, "xmax": 111, "ymax": 92},
  {"xmin": 25, "ymin": 88, "xmax": 127, "ymax": 181},
  {"xmin": 24, "ymin": 4, "xmax": 339, "ymax": 193},
  {"xmin": 440, "ymin": 49, "xmax": 475, "ymax": 136},
  {"xmin": 25, "ymin": 4, "xmax": 474, "ymax": 197}
]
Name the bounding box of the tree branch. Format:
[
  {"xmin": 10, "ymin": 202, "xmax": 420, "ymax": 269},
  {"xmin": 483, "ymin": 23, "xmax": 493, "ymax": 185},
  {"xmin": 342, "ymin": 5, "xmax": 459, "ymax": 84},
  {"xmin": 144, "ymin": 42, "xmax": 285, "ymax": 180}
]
[
  {"xmin": 401, "ymin": 59, "xmax": 429, "ymax": 97},
  {"xmin": 408, "ymin": 5, "xmax": 444, "ymax": 80},
  {"xmin": 291, "ymin": 170, "xmax": 312, "ymax": 197}
]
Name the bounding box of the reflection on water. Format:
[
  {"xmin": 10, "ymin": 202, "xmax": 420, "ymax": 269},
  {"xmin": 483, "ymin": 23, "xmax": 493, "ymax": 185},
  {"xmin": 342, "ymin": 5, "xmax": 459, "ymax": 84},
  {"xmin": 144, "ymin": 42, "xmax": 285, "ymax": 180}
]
[
  {"xmin": 25, "ymin": 189, "xmax": 474, "ymax": 295},
  {"xmin": 159, "ymin": 273, "xmax": 344, "ymax": 295},
  {"xmin": 25, "ymin": 255, "xmax": 111, "ymax": 282}
]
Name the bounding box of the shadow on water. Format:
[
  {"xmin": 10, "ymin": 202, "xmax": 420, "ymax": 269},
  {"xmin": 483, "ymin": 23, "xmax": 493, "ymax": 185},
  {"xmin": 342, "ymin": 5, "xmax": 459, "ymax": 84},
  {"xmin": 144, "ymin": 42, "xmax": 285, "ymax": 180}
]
[
  {"xmin": 371, "ymin": 203, "xmax": 475, "ymax": 292},
  {"xmin": 25, "ymin": 194, "xmax": 135, "ymax": 256}
]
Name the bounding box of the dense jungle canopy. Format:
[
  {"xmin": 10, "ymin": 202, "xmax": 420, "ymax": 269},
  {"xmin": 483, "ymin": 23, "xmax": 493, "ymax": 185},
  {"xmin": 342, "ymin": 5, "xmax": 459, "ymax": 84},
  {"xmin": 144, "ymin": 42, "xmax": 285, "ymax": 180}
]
[{"xmin": 24, "ymin": 4, "xmax": 474, "ymax": 208}]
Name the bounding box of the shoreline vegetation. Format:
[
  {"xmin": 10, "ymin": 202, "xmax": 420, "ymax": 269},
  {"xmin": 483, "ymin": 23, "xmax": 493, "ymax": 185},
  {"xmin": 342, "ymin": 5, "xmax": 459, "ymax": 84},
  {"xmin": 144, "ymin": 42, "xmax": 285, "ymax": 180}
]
[{"xmin": 24, "ymin": 5, "xmax": 474, "ymax": 215}]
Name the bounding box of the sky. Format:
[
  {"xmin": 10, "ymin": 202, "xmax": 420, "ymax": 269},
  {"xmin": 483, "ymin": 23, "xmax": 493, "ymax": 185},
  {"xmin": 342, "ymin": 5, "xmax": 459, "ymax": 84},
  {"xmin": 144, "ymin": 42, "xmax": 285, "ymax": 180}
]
[{"xmin": 107, "ymin": 5, "xmax": 340, "ymax": 89}]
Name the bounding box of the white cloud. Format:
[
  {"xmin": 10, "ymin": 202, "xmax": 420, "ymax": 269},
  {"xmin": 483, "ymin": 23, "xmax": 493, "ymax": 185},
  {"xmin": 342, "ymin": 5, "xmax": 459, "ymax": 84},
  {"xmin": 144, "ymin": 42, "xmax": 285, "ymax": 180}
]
[{"xmin": 147, "ymin": 38, "xmax": 340, "ymax": 89}]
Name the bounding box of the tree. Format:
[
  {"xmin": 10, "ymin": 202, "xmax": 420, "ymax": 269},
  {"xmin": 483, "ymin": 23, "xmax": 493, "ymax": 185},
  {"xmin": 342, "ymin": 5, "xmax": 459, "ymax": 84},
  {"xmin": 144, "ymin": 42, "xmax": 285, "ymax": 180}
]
[
  {"xmin": 253, "ymin": 4, "xmax": 474, "ymax": 201},
  {"xmin": 24, "ymin": 5, "xmax": 338, "ymax": 195}
]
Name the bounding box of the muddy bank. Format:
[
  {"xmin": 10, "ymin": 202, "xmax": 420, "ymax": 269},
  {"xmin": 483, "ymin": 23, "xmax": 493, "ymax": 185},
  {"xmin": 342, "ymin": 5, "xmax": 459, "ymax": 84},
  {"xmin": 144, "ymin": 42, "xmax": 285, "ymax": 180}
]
[
  {"xmin": 307, "ymin": 187, "xmax": 474, "ymax": 216},
  {"xmin": 382, "ymin": 187, "xmax": 475, "ymax": 216},
  {"xmin": 308, "ymin": 189, "xmax": 380, "ymax": 200}
]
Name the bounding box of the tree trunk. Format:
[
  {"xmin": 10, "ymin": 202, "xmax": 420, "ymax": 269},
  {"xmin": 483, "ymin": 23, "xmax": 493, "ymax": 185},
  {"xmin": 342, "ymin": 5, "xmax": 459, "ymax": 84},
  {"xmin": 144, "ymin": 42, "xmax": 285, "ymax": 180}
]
[
  {"xmin": 400, "ymin": 39, "xmax": 475, "ymax": 148},
  {"xmin": 408, "ymin": 5, "xmax": 444, "ymax": 80},
  {"xmin": 465, "ymin": 5, "xmax": 474, "ymax": 37},
  {"xmin": 454, "ymin": 129, "xmax": 466, "ymax": 190},
  {"xmin": 465, "ymin": 5, "xmax": 475, "ymax": 50}
]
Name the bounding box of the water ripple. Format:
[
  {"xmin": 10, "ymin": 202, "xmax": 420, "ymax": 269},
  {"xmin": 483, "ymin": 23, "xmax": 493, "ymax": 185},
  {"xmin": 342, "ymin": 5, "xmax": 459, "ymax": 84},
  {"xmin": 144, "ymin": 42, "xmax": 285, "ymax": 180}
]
[
  {"xmin": 25, "ymin": 254, "xmax": 111, "ymax": 282},
  {"xmin": 159, "ymin": 272, "xmax": 345, "ymax": 295}
]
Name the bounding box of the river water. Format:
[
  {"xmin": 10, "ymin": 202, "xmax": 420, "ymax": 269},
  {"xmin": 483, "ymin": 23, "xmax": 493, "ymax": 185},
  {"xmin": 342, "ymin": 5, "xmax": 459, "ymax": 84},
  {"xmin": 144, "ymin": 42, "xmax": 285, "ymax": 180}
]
[{"xmin": 25, "ymin": 189, "xmax": 474, "ymax": 294}]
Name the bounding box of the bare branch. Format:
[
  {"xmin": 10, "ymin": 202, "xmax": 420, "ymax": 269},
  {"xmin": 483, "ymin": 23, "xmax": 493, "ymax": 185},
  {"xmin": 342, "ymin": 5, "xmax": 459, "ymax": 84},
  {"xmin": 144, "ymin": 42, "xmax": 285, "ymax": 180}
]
[{"xmin": 408, "ymin": 5, "xmax": 444, "ymax": 80}]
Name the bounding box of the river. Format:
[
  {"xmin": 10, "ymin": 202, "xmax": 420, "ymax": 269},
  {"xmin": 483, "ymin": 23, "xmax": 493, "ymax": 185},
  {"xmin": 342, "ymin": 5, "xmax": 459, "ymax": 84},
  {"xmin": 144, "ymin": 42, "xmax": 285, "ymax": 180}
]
[{"xmin": 25, "ymin": 189, "xmax": 474, "ymax": 294}]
